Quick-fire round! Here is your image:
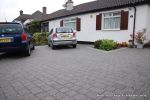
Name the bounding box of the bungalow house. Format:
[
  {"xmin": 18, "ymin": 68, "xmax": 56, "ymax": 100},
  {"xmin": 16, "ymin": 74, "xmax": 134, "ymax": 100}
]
[
  {"xmin": 41, "ymin": 0, "xmax": 150, "ymax": 43},
  {"xmin": 14, "ymin": 7, "xmax": 49, "ymax": 32}
]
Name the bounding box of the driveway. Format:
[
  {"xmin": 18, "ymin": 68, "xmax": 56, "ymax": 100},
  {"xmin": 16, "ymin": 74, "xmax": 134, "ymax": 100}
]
[{"xmin": 0, "ymin": 45, "xmax": 150, "ymax": 100}]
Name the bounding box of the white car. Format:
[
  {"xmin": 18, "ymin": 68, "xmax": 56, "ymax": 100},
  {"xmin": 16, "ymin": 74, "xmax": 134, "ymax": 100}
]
[{"xmin": 47, "ymin": 27, "xmax": 77, "ymax": 49}]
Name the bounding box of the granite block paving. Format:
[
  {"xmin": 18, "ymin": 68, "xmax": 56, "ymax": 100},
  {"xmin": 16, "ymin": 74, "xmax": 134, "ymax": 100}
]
[{"xmin": 0, "ymin": 45, "xmax": 150, "ymax": 100}]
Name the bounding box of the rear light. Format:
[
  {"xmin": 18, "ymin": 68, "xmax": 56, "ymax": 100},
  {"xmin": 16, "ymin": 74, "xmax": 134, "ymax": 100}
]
[
  {"xmin": 73, "ymin": 32, "xmax": 76, "ymax": 37},
  {"xmin": 21, "ymin": 32, "xmax": 27, "ymax": 41},
  {"xmin": 52, "ymin": 33, "xmax": 57, "ymax": 39}
]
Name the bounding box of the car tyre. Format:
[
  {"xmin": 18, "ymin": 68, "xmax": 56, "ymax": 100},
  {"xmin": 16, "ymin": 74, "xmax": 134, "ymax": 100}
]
[
  {"xmin": 51, "ymin": 43, "xmax": 55, "ymax": 49},
  {"xmin": 72, "ymin": 44, "xmax": 77, "ymax": 48},
  {"xmin": 31, "ymin": 45, "xmax": 35, "ymax": 50},
  {"xmin": 48, "ymin": 44, "xmax": 50, "ymax": 47},
  {"xmin": 25, "ymin": 44, "xmax": 31, "ymax": 56},
  {"xmin": 52, "ymin": 45, "xmax": 55, "ymax": 49}
]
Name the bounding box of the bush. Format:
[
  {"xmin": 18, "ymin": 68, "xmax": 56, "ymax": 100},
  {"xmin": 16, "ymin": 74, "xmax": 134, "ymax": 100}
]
[
  {"xmin": 94, "ymin": 40, "xmax": 102, "ymax": 49},
  {"xmin": 33, "ymin": 32, "xmax": 48, "ymax": 46},
  {"xmin": 130, "ymin": 29, "xmax": 146, "ymax": 44},
  {"xmin": 99, "ymin": 39, "xmax": 117, "ymax": 51}
]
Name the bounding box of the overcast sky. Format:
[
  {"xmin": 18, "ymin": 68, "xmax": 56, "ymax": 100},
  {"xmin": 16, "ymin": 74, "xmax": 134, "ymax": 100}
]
[{"xmin": 0, "ymin": 0, "xmax": 94, "ymax": 22}]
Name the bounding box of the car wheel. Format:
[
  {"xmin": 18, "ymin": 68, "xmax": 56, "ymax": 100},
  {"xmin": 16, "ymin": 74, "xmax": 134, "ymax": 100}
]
[
  {"xmin": 31, "ymin": 45, "xmax": 35, "ymax": 50},
  {"xmin": 51, "ymin": 44, "xmax": 55, "ymax": 49},
  {"xmin": 48, "ymin": 44, "xmax": 50, "ymax": 47},
  {"xmin": 25, "ymin": 44, "xmax": 31, "ymax": 56},
  {"xmin": 50, "ymin": 42, "xmax": 55, "ymax": 49},
  {"xmin": 72, "ymin": 44, "xmax": 77, "ymax": 48}
]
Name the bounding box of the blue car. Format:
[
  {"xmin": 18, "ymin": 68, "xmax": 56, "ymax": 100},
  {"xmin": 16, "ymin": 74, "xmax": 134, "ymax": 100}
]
[{"xmin": 0, "ymin": 22, "xmax": 35, "ymax": 56}]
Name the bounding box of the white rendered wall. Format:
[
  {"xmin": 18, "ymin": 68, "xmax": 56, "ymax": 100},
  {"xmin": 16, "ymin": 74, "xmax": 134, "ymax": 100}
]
[
  {"xmin": 145, "ymin": 5, "xmax": 150, "ymax": 41},
  {"xmin": 135, "ymin": 5, "xmax": 150, "ymax": 42},
  {"xmin": 48, "ymin": 5, "xmax": 149, "ymax": 43},
  {"xmin": 24, "ymin": 19, "xmax": 33, "ymax": 25},
  {"xmin": 48, "ymin": 20, "xmax": 61, "ymax": 31}
]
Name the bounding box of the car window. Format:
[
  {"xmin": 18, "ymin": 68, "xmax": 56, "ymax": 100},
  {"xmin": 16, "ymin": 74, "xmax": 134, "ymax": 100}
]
[
  {"xmin": 47, "ymin": 29, "xmax": 53, "ymax": 36},
  {"xmin": 56, "ymin": 28, "xmax": 73, "ymax": 33},
  {"xmin": 24, "ymin": 28, "xmax": 30, "ymax": 35},
  {"xmin": 50, "ymin": 29, "xmax": 53, "ymax": 34},
  {"xmin": 0, "ymin": 24, "xmax": 23, "ymax": 34}
]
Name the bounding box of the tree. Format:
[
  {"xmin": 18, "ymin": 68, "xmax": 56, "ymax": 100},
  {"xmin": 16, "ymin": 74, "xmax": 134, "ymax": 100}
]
[{"xmin": 27, "ymin": 20, "xmax": 41, "ymax": 33}]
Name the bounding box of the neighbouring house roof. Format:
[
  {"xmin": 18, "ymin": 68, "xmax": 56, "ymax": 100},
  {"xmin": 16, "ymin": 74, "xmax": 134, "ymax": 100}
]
[
  {"xmin": 14, "ymin": 14, "xmax": 31, "ymax": 22},
  {"xmin": 31, "ymin": 11, "xmax": 49, "ymax": 20},
  {"xmin": 14, "ymin": 10, "xmax": 49, "ymax": 22},
  {"xmin": 42, "ymin": 0, "xmax": 150, "ymax": 22}
]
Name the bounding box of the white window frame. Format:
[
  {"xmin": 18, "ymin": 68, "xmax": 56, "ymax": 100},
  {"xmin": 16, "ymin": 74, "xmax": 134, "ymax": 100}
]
[
  {"xmin": 63, "ymin": 19, "xmax": 76, "ymax": 30},
  {"xmin": 102, "ymin": 11, "xmax": 121, "ymax": 31}
]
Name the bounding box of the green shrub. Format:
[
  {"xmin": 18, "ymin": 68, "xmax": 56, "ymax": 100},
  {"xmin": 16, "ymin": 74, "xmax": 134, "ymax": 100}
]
[
  {"xmin": 27, "ymin": 20, "xmax": 41, "ymax": 33},
  {"xmin": 99, "ymin": 39, "xmax": 117, "ymax": 51},
  {"xmin": 94, "ymin": 40, "xmax": 102, "ymax": 49},
  {"xmin": 33, "ymin": 32, "xmax": 48, "ymax": 46}
]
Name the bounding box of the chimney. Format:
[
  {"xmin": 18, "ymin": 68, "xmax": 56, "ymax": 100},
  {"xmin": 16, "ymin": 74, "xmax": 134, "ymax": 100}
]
[
  {"xmin": 65, "ymin": 0, "xmax": 74, "ymax": 11},
  {"xmin": 43, "ymin": 7, "xmax": 47, "ymax": 14},
  {"xmin": 20, "ymin": 10, "xmax": 23, "ymax": 16}
]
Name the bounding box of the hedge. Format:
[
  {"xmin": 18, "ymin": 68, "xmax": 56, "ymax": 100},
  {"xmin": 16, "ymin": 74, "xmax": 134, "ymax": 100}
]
[{"xmin": 33, "ymin": 32, "xmax": 48, "ymax": 46}]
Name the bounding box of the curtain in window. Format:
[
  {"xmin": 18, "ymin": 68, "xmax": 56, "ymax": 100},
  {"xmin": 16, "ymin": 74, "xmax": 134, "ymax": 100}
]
[
  {"xmin": 64, "ymin": 21, "xmax": 76, "ymax": 30},
  {"xmin": 104, "ymin": 17, "xmax": 120, "ymax": 29}
]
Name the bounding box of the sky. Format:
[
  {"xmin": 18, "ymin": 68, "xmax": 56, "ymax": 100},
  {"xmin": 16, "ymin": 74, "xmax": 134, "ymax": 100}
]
[{"xmin": 0, "ymin": 0, "xmax": 94, "ymax": 22}]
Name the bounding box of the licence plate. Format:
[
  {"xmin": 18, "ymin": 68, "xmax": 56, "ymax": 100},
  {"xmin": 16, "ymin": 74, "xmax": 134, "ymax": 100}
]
[
  {"xmin": 0, "ymin": 38, "xmax": 12, "ymax": 43},
  {"xmin": 63, "ymin": 37, "xmax": 70, "ymax": 40},
  {"xmin": 61, "ymin": 35, "xmax": 70, "ymax": 40}
]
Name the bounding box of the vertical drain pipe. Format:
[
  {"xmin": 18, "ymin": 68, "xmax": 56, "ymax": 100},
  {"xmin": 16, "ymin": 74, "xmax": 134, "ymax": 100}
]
[{"xmin": 132, "ymin": 6, "xmax": 137, "ymax": 47}]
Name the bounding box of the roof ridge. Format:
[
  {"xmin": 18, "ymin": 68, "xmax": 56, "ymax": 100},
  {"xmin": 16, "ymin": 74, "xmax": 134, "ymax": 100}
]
[{"xmin": 32, "ymin": 10, "xmax": 43, "ymax": 15}]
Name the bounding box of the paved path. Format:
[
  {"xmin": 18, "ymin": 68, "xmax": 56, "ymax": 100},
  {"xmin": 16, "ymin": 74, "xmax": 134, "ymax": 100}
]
[{"xmin": 0, "ymin": 45, "xmax": 150, "ymax": 100}]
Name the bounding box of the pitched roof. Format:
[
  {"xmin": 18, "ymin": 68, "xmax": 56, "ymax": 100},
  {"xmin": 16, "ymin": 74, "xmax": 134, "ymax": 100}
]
[
  {"xmin": 14, "ymin": 14, "xmax": 32, "ymax": 22},
  {"xmin": 31, "ymin": 11, "xmax": 49, "ymax": 20},
  {"xmin": 42, "ymin": 0, "xmax": 149, "ymax": 21},
  {"xmin": 14, "ymin": 10, "xmax": 49, "ymax": 22}
]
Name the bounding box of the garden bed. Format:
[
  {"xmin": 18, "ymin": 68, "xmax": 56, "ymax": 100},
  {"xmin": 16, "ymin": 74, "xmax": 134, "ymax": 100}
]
[{"xmin": 94, "ymin": 39, "xmax": 128, "ymax": 51}]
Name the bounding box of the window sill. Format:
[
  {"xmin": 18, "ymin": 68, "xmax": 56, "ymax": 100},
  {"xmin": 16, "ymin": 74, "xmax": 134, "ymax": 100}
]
[{"xmin": 102, "ymin": 29, "xmax": 120, "ymax": 31}]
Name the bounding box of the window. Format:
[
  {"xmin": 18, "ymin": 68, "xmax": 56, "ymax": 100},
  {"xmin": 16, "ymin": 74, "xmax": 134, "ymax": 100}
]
[
  {"xmin": 24, "ymin": 28, "xmax": 30, "ymax": 34},
  {"xmin": 56, "ymin": 28, "xmax": 73, "ymax": 33},
  {"xmin": 42, "ymin": 22, "xmax": 49, "ymax": 32},
  {"xmin": 63, "ymin": 19, "xmax": 76, "ymax": 30},
  {"xmin": 50, "ymin": 29, "xmax": 53, "ymax": 34},
  {"xmin": 0, "ymin": 24, "xmax": 23, "ymax": 34},
  {"xmin": 47, "ymin": 29, "xmax": 53, "ymax": 36},
  {"xmin": 103, "ymin": 12, "xmax": 121, "ymax": 30}
]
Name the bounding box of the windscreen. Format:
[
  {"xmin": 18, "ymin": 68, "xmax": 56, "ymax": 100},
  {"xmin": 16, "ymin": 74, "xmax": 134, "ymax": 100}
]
[
  {"xmin": 0, "ymin": 24, "xmax": 23, "ymax": 34},
  {"xmin": 56, "ymin": 28, "xmax": 73, "ymax": 33}
]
